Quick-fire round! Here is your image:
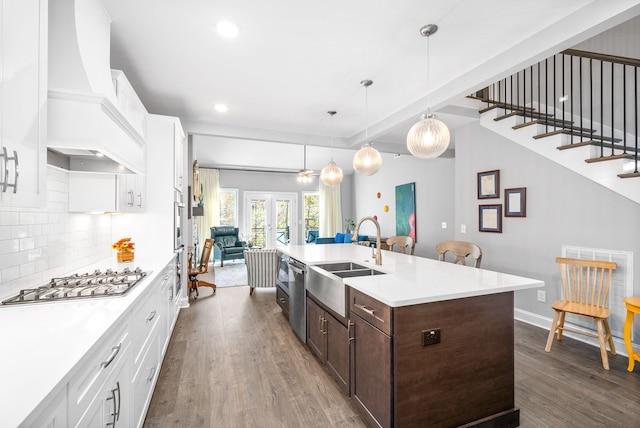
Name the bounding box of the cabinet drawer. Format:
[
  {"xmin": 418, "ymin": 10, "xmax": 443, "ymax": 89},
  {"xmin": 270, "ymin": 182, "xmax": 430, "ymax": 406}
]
[
  {"xmin": 132, "ymin": 331, "xmax": 160, "ymax": 428},
  {"xmin": 68, "ymin": 317, "xmax": 129, "ymax": 422},
  {"xmin": 350, "ymin": 289, "xmax": 392, "ymax": 336},
  {"xmin": 131, "ymin": 284, "xmax": 162, "ymax": 366},
  {"xmin": 276, "ymin": 285, "xmax": 289, "ymax": 318}
]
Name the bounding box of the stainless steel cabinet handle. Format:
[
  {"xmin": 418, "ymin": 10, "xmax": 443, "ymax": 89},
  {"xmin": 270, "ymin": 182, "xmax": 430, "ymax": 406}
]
[
  {"xmin": 137, "ymin": 192, "xmax": 142, "ymax": 208},
  {"xmin": 0, "ymin": 147, "xmax": 8, "ymax": 192},
  {"xmin": 288, "ymin": 264, "xmax": 304, "ymax": 275},
  {"xmin": 0, "ymin": 148, "xmax": 18, "ymax": 193},
  {"xmin": 115, "ymin": 381, "xmax": 121, "ymax": 421},
  {"xmin": 147, "ymin": 310, "xmax": 156, "ymax": 322},
  {"xmin": 9, "ymin": 150, "xmax": 18, "ymax": 194},
  {"xmin": 147, "ymin": 366, "xmax": 157, "ymax": 383},
  {"xmin": 101, "ymin": 343, "xmax": 121, "ymax": 368},
  {"xmin": 348, "ymin": 320, "xmax": 355, "ymax": 342},
  {"xmin": 354, "ymin": 303, "xmax": 376, "ymax": 316}
]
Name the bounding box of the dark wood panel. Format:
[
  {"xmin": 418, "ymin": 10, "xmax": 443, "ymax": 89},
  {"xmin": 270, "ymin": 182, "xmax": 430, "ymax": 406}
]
[
  {"xmin": 393, "ymin": 292, "xmax": 515, "ymax": 427},
  {"xmin": 306, "ymin": 296, "xmax": 325, "ymax": 362},
  {"xmin": 350, "ymin": 288, "xmax": 393, "ymax": 336},
  {"xmin": 351, "ymin": 313, "xmax": 392, "ymax": 428},
  {"xmin": 325, "ymin": 311, "xmax": 350, "ymax": 394}
]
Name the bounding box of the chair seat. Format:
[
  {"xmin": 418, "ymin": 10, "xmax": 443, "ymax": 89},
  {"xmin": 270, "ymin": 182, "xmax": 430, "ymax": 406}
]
[
  {"xmin": 551, "ymin": 300, "xmax": 611, "ymax": 319},
  {"xmin": 224, "ymin": 247, "xmax": 245, "ymax": 255}
]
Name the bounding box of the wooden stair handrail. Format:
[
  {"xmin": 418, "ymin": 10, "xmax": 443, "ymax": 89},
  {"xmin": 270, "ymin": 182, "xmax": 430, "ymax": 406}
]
[{"xmin": 562, "ymin": 49, "xmax": 640, "ymax": 68}]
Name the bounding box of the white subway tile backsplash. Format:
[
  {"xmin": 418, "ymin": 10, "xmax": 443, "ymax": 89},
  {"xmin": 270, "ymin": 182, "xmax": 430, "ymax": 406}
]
[{"xmin": 0, "ymin": 167, "xmax": 113, "ymax": 301}]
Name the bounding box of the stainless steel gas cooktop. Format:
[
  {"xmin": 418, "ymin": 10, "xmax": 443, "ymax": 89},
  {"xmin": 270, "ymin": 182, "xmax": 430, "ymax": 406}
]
[{"xmin": 1, "ymin": 267, "xmax": 149, "ymax": 306}]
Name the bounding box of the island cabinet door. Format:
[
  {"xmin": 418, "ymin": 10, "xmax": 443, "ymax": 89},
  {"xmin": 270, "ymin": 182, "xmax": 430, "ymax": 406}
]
[
  {"xmin": 324, "ymin": 311, "xmax": 349, "ymax": 393},
  {"xmin": 351, "ymin": 313, "xmax": 392, "ymax": 428},
  {"xmin": 306, "ymin": 296, "xmax": 325, "ymax": 361}
]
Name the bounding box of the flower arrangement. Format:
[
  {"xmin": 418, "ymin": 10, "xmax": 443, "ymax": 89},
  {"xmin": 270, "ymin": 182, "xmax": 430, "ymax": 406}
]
[
  {"xmin": 113, "ymin": 238, "xmax": 135, "ymax": 262},
  {"xmin": 345, "ymin": 218, "xmax": 355, "ymax": 232},
  {"xmin": 112, "ymin": 237, "xmax": 135, "ymax": 252}
]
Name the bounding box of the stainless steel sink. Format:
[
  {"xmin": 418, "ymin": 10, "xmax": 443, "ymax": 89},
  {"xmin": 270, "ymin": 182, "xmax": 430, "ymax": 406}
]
[
  {"xmin": 315, "ymin": 262, "xmax": 368, "ymax": 272},
  {"xmin": 333, "ymin": 269, "xmax": 385, "ymax": 278},
  {"xmin": 306, "ymin": 262, "xmax": 386, "ymax": 317}
]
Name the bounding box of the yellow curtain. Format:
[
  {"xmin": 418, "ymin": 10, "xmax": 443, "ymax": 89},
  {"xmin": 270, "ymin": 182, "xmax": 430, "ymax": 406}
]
[
  {"xmin": 319, "ymin": 181, "xmax": 342, "ymax": 237},
  {"xmin": 198, "ymin": 168, "xmax": 220, "ymax": 257}
]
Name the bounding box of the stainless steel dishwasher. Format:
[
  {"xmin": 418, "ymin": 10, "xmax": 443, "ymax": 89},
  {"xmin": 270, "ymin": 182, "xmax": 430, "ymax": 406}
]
[{"xmin": 288, "ymin": 257, "xmax": 306, "ymax": 342}]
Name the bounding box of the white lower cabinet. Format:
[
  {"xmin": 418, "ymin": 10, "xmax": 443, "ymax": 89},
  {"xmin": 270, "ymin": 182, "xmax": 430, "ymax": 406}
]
[
  {"xmin": 131, "ymin": 331, "xmax": 160, "ymax": 428},
  {"xmin": 74, "ymin": 344, "xmax": 130, "ymax": 428},
  {"xmin": 69, "ymin": 316, "xmax": 130, "ymax": 427},
  {"xmin": 23, "ymin": 258, "xmax": 181, "ymax": 427}
]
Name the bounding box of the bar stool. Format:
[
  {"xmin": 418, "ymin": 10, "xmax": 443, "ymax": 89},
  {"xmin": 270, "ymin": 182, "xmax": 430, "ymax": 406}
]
[{"xmin": 623, "ymin": 297, "xmax": 640, "ymax": 372}]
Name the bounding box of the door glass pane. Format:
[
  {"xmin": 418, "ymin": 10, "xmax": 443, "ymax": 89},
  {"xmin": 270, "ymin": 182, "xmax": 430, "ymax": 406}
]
[
  {"xmin": 250, "ymin": 199, "xmax": 267, "ymax": 247},
  {"xmin": 304, "ymin": 193, "xmax": 319, "ymax": 242},
  {"xmin": 275, "ymin": 199, "xmax": 291, "ymax": 246}
]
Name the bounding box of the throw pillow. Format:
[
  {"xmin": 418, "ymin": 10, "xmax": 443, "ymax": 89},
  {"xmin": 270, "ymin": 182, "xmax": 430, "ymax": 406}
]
[{"xmin": 334, "ymin": 233, "xmax": 345, "ymax": 243}]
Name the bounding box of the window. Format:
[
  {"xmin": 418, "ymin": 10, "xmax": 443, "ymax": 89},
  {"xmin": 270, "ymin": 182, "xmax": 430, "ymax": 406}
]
[
  {"xmin": 304, "ymin": 192, "xmax": 319, "ymax": 241},
  {"xmin": 218, "ymin": 188, "xmax": 238, "ymax": 226}
]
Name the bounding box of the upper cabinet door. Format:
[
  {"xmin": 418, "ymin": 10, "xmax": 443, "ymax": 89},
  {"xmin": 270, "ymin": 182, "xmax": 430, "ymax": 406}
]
[
  {"xmin": 174, "ymin": 120, "xmax": 184, "ymax": 192},
  {"xmin": 0, "ymin": 0, "xmax": 47, "ymax": 207}
]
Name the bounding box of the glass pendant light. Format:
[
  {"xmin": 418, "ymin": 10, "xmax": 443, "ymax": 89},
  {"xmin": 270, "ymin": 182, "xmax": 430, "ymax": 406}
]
[
  {"xmin": 406, "ymin": 24, "xmax": 451, "ymax": 159},
  {"xmin": 320, "ymin": 110, "xmax": 344, "ymax": 187},
  {"xmin": 353, "ymin": 80, "xmax": 382, "ymax": 175},
  {"xmin": 297, "ymin": 145, "xmax": 314, "ymax": 184}
]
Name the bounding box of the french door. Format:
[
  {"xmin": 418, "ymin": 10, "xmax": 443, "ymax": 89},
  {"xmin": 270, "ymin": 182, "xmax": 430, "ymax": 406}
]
[{"xmin": 244, "ymin": 192, "xmax": 297, "ymax": 248}]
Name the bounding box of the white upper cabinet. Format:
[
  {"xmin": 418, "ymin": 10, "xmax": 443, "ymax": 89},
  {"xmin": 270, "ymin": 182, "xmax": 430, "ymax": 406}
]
[
  {"xmin": 0, "ymin": 0, "xmax": 48, "ymax": 207},
  {"xmin": 68, "ymin": 172, "xmax": 144, "ymax": 213}
]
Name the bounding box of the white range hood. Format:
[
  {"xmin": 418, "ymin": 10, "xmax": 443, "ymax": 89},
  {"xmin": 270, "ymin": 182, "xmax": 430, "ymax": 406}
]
[{"xmin": 47, "ymin": 0, "xmax": 146, "ymax": 175}]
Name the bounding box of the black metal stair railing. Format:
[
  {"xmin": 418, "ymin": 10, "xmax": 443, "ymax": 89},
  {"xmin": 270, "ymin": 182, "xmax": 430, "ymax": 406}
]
[{"xmin": 472, "ymin": 49, "xmax": 640, "ymax": 178}]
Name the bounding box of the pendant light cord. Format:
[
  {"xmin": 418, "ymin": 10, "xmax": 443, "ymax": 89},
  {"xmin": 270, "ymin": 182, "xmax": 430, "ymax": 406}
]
[{"xmin": 426, "ymin": 34, "xmax": 431, "ymax": 116}]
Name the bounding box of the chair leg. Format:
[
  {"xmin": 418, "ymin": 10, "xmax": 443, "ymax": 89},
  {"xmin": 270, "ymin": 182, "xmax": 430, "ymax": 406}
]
[
  {"xmin": 556, "ymin": 311, "xmax": 566, "ymax": 341},
  {"xmin": 249, "ymin": 286, "xmax": 254, "ymax": 296},
  {"xmin": 603, "ymin": 319, "xmax": 616, "ymax": 355},
  {"xmin": 545, "ymin": 310, "xmax": 562, "ymax": 352},
  {"xmin": 595, "ymin": 319, "xmax": 610, "ymax": 370}
]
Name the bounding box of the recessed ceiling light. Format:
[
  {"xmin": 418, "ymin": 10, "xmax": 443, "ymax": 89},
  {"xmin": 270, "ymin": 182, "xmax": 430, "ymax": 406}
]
[
  {"xmin": 214, "ymin": 103, "xmax": 228, "ymax": 113},
  {"xmin": 216, "ymin": 20, "xmax": 239, "ymax": 38}
]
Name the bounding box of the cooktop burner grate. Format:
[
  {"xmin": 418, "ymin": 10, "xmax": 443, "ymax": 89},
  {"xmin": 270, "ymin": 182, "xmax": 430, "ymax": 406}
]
[{"xmin": 1, "ymin": 267, "xmax": 149, "ymax": 306}]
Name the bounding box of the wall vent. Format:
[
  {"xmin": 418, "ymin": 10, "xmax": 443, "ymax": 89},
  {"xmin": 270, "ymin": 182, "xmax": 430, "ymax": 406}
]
[{"xmin": 561, "ymin": 246, "xmax": 634, "ymax": 339}]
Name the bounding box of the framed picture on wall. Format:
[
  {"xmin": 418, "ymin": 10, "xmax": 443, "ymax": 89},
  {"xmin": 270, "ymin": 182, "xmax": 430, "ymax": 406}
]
[
  {"xmin": 479, "ymin": 204, "xmax": 502, "ymax": 233},
  {"xmin": 505, "ymin": 187, "xmax": 526, "ymax": 217},
  {"xmin": 395, "ymin": 182, "xmax": 417, "ymax": 243},
  {"xmin": 477, "ymin": 170, "xmax": 500, "ymax": 199}
]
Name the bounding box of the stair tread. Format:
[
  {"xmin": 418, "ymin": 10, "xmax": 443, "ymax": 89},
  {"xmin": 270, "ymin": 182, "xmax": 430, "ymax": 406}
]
[
  {"xmin": 618, "ymin": 172, "xmax": 640, "ymax": 178},
  {"xmin": 495, "ymin": 111, "xmax": 554, "ymax": 122},
  {"xmin": 585, "ymin": 154, "xmax": 632, "ymax": 163}
]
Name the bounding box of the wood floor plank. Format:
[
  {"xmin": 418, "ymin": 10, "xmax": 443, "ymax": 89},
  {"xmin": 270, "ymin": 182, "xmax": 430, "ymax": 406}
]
[{"xmin": 145, "ymin": 286, "xmax": 640, "ymax": 427}]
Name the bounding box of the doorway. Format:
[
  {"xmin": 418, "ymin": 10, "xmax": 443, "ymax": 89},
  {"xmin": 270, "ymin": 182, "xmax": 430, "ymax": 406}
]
[{"xmin": 244, "ymin": 192, "xmax": 297, "ymax": 248}]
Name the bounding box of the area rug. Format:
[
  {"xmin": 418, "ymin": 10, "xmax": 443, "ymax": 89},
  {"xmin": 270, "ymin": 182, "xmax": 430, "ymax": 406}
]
[{"xmin": 196, "ymin": 260, "xmax": 248, "ymax": 288}]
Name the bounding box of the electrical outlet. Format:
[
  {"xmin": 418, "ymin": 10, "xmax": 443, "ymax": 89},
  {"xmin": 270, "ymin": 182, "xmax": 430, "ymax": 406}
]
[
  {"xmin": 422, "ymin": 328, "xmax": 441, "ymax": 346},
  {"xmin": 441, "ymin": 222, "xmax": 447, "ymax": 229},
  {"xmin": 537, "ymin": 290, "xmax": 546, "ymax": 303},
  {"xmin": 461, "ymin": 224, "xmax": 466, "ymax": 233}
]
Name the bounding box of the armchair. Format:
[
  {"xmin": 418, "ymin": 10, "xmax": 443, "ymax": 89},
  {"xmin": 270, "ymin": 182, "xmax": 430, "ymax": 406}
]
[{"xmin": 210, "ymin": 226, "xmax": 247, "ymax": 267}]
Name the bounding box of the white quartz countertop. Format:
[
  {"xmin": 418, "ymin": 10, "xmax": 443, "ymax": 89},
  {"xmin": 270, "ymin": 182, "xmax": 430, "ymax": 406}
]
[
  {"xmin": 0, "ymin": 252, "xmax": 176, "ymax": 427},
  {"xmin": 279, "ymin": 244, "xmax": 544, "ymax": 307}
]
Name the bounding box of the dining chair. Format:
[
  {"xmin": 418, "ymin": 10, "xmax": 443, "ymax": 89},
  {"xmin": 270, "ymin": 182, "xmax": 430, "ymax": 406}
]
[
  {"xmin": 385, "ymin": 236, "xmax": 415, "ymax": 255},
  {"xmin": 188, "ymin": 238, "xmax": 216, "ymax": 298},
  {"xmin": 545, "ymin": 257, "xmax": 617, "ymax": 370},
  {"xmin": 244, "ymin": 249, "xmax": 281, "ymax": 295},
  {"xmin": 435, "ymin": 241, "xmax": 482, "ymax": 268}
]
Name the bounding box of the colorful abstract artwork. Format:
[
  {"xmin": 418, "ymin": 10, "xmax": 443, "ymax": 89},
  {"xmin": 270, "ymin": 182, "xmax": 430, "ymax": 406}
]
[{"xmin": 395, "ymin": 182, "xmax": 416, "ymax": 243}]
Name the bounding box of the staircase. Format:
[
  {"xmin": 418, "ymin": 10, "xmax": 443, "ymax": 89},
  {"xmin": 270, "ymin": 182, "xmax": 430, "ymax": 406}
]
[{"xmin": 473, "ymin": 49, "xmax": 640, "ymax": 205}]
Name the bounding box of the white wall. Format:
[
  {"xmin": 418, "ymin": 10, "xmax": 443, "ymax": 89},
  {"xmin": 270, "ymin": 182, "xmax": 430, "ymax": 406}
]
[
  {"xmin": 351, "ymin": 152, "xmax": 455, "ymax": 259},
  {"xmin": 0, "ymin": 167, "xmax": 113, "ymax": 300}
]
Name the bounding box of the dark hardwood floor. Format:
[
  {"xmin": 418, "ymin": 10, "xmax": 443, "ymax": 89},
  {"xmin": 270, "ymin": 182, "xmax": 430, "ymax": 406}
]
[{"xmin": 144, "ymin": 286, "xmax": 640, "ymax": 428}]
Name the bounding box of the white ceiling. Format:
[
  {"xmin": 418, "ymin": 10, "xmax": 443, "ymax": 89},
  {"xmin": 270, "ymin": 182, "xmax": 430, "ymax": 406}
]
[{"xmin": 101, "ymin": 0, "xmax": 640, "ymax": 172}]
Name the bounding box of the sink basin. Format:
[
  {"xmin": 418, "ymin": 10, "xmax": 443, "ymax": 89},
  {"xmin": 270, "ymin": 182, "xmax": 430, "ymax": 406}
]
[
  {"xmin": 333, "ymin": 269, "xmax": 386, "ymax": 278},
  {"xmin": 315, "ymin": 262, "xmax": 368, "ymax": 272}
]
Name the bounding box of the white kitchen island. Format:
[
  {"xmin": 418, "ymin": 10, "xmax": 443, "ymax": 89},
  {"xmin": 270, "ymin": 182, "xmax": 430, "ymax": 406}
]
[{"xmin": 279, "ymin": 243, "xmax": 544, "ymax": 428}]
